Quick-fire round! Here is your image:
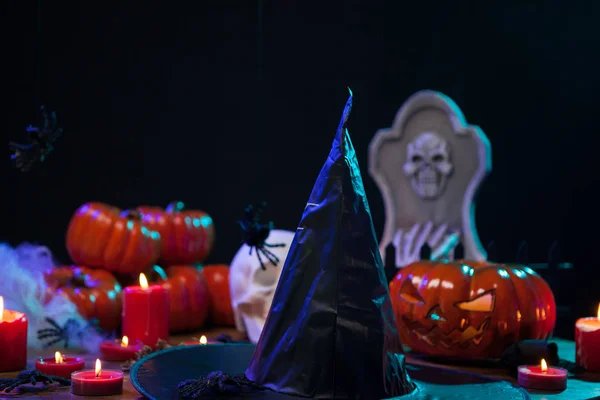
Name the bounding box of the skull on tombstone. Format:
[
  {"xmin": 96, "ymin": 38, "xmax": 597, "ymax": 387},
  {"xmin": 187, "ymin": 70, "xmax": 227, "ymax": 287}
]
[
  {"xmin": 229, "ymin": 229, "xmax": 295, "ymax": 344},
  {"xmin": 403, "ymin": 132, "xmax": 453, "ymax": 199}
]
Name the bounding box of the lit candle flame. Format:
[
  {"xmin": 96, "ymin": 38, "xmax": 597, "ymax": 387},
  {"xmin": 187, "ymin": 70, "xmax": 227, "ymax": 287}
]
[
  {"xmin": 121, "ymin": 336, "xmax": 129, "ymax": 347},
  {"xmin": 139, "ymin": 273, "xmax": 149, "ymax": 290},
  {"xmin": 95, "ymin": 359, "xmax": 102, "ymax": 377},
  {"xmin": 55, "ymin": 351, "xmax": 64, "ymax": 364},
  {"xmin": 0, "ymin": 296, "xmax": 3, "ymax": 323},
  {"xmin": 597, "ymin": 303, "xmax": 600, "ymax": 319},
  {"xmin": 541, "ymin": 358, "xmax": 548, "ymax": 372},
  {"xmin": 199, "ymin": 335, "xmax": 207, "ymax": 345}
]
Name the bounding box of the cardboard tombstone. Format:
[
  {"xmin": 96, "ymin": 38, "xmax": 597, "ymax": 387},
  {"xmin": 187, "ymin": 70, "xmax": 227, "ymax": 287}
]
[{"xmin": 369, "ymin": 90, "xmax": 491, "ymax": 267}]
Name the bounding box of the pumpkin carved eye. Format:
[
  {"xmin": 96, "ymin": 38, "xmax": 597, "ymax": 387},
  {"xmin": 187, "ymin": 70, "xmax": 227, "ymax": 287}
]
[
  {"xmin": 399, "ymin": 279, "xmax": 425, "ymax": 305},
  {"xmin": 455, "ymin": 290, "xmax": 495, "ymax": 312},
  {"xmin": 426, "ymin": 305, "xmax": 446, "ymax": 322}
]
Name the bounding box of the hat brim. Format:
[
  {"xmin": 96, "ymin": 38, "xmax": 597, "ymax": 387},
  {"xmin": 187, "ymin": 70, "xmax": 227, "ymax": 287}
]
[{"xmin": 130, "ymin": 344, "xmax": 529, "ymax": 400}]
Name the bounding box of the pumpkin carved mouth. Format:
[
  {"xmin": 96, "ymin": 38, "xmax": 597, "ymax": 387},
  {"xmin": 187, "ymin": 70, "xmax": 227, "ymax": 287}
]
[{"xmin": 403, "ymin": 316, "xmax": 491, "ymax": 349}]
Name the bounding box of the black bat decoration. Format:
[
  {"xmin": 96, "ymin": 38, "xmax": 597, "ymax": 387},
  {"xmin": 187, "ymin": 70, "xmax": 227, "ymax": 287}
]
[{"xmin": 9, "ymin": 105, "xmax": 63, "ymax": 172}]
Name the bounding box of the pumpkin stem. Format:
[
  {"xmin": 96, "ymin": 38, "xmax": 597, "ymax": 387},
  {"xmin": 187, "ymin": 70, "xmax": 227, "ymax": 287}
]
[
  {"xmin": 70, "ymin": 270, "xmax": 88, "ymax": 287},
  {"xmin": 166, "ymin": 201, "xmax": 185, "ymax": 213},
  {"xmin": 151, "ymin": 265, "xmax": 169, "ymax": 281},
  {"xmin": 119, "ymin": 209, "xmax": 142, "ymax": 220}
]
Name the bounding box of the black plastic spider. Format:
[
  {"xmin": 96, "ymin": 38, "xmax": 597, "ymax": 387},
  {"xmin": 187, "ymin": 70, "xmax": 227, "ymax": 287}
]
[
  {"xmin": 0, "ymin": 370, "xmax": 70, "ymax": 393},
  {"xmin": 37, "ymin": 317, "xmax": 100, "ymax": 349},
  {"xmin": 178, "ymin": 371, "xmax": 264, "ymax": 398},
  {"xmin": 9, "ymin": 105, "xmax": 63, "ymax": 172},
  {"xmin": 238, "ymin": 202, "xmax": 286, "ymax": 270}
]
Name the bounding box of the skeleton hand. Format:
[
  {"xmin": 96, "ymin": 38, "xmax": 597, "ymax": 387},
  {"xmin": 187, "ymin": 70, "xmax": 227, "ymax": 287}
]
[{"xmin": 392, "ymin": 222, "xmax": 460, "ymax": 268}]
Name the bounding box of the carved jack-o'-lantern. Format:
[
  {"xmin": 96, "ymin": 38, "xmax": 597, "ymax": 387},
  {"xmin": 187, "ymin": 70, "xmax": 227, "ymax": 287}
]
[{"xmin": 389, "ymin": 260, "xmax": 556, "ymax": 359}]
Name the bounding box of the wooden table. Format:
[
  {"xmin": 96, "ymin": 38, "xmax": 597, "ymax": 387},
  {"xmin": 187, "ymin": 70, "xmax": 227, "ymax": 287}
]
[
  {"xmin": 0, "ymin": 328, "xmax": 245, "ymax": 399},
  {"xmin": 406, "ymin": 338, "xmax": 600, "ymax": 400},
  {"xmin": 1, "ymin": 333, "xmax": 598, "ymax": 399}
]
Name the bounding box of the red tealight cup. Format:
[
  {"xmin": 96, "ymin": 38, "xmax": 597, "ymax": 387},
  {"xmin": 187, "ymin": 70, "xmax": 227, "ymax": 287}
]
[
  {"xmin": 35, "ymin": 351, "xmax": 85, "ymax": 378},
  {"xmin": 575, "ymin": 304, "xmax": 600, "ymax": 372},
  {"xmin": 122, "ymin": 273, "xmax": 169, "ymax": 347},
  {"xmin": 517, "ymin": 359, "xmax": 567, "ymax": 391},
  {"xmin": 71, "ymin": 359, "xmax": 123, "ymax": 396},
  {"xmin": 0, "ymin": 296, "xmax": 28, "ymax": 373},
  {"xmin": 100, "ymin": 336, "xmax": 142, "ymax": 361}
]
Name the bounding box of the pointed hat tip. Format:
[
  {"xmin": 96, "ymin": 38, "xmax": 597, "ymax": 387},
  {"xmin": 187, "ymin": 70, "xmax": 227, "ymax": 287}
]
[
  {"xmin": 333, "ymin": 88, "xmax": 353, "ymax": 153},
  {"xmin": 340, "ymin": 88, "xmax": 353, "ymax": 129}
]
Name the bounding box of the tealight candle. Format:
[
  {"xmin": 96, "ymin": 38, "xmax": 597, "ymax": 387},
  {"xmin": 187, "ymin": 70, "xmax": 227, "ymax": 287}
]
[
  {"xmin": 575, "ymin": 303, "xmax": 600, "ymax": 371},
  {"xmin": 182, "ymin": 335, "xmax": 219, "ymax": 345},
  {"xmin": 0, "ymin": 296, "xmax": 28, "ymax": 372},
  {"xmin": 71, "ymin": 359, "xmax": 123, "ymax": 396},
  {"xmin": 518, "ymin": 359, "xmax": 567, "ymax": 391},
  {"xmin": 35, "ymin": 351, "xmax": 85, "ymax": 378},
  {"xmin": 122, "ymin": 273, "xmax": 169, "ymax": 347},
  {"xmin": 100, "ymin": 335, "xmax": 143, "ymax": 361}
]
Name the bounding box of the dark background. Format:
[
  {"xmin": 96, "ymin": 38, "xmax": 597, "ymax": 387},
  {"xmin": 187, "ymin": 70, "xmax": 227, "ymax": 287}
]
[{"xmin": 2, "ymin": 1, "xmax": 598, "ymax": 325}]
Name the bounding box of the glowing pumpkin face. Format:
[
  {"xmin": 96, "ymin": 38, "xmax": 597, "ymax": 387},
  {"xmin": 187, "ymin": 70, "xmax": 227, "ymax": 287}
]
[{"xmin": 389, "ymin": 260, "xmax": 556, "ymax": 359}]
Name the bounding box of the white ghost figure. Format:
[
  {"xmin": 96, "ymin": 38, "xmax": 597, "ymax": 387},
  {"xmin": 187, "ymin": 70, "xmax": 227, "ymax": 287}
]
[{"xmin": 229, "ymin": 229, "xmax": 295, "ymax": 344}]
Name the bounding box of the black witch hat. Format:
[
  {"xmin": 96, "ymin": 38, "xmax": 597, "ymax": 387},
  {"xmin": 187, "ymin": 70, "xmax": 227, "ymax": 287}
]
[
  {"xmin": 129, "ymin": 91, "xmax": 530, "ymax": 400},
  {"xmin": 245, "ymin": 89, "xmax": 415, "ymax": 399}
]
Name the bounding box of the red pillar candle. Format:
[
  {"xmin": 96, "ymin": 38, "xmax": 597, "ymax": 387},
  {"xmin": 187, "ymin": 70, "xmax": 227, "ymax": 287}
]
[
  {"xmin": 182, "ymin": 335, "xmax": 219, "ymax": 345},
  {"xmin": 71, "ymin": 359, "xmax": 123, "ymax": 396},
  {"xmin": 35, "ymin": 351, "xmax": 85, "ymax": 378},
  {"xmin": 100, "ymin": 335, "xmax": 143, "ymax": 361},
  {"xmin": 518, "ymin": 359, "xmax": 567, "ymax": 391},
  {"xmin": 0, "ymin": 296, "xmax": 28, "ymax": 372},
  {"xmin": 575, "ymin": 304, "xmax": 600, "ymax": 372},
  {"xmin": 122, "ymin": 273, "xmax": 169, "ymax": 347}
]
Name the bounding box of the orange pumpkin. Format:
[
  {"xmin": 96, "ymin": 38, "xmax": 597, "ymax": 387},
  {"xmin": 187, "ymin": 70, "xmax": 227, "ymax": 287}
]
[
  {"xmin": 146, "ymin": 265, "xmax": 211, "ymax": 333},
  {"xmin": 389, "ymin": 260, "xmax": 556, "ymax": 359},
  {"xmin": 137, "ymin": 202, "xmax": 215, "ymax": 265},
  {"xmin": 44, "ymin": 266, "xmax": 123, "ymax": 332},
  {"xmin": 66, "ymin": 202, "xmax": 161, "ymax": 275},
  {"xmin": 201, "ymin": 264, "xmax": 235, "ymax": 327}
]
